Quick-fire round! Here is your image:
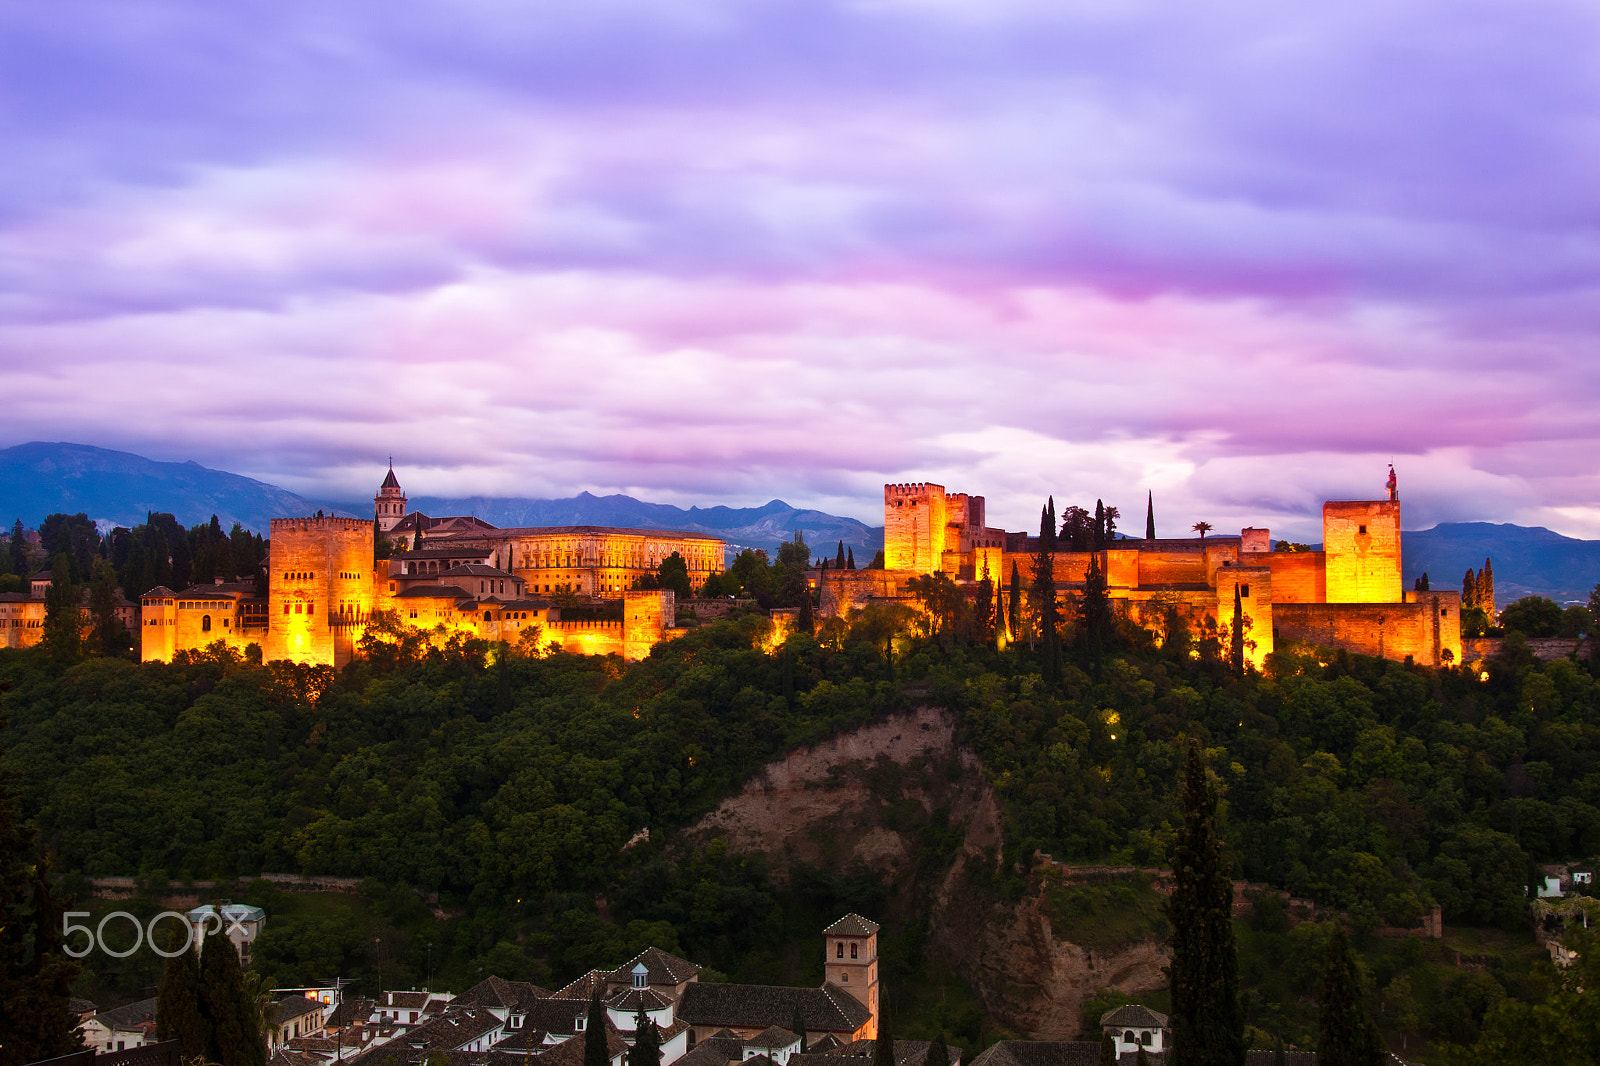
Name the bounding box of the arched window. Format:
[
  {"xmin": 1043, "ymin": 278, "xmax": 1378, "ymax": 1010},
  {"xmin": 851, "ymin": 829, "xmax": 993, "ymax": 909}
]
[
  {"xmin": 836, "ymin": 943, "xmax": 843, "ymax": 959},
  {"xmin": 850, "ymin": 943, "xmax": 858, "ymax": 959},
  {"xmin": 1124, "ymin": 1031, "xmax": 1135, "ymax": 1044},
  {"xmin": 201, "ymin": 615, "xmax": 211, "ymax": 632}
]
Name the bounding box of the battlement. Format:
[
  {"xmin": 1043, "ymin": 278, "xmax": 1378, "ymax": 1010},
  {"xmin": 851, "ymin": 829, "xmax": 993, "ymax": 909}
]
[
  {"xmin": 272, "ymin": 517, "xmax": 373, "ymax": 533},
  {"xmin": 884, "ymin": 482, "xmax": 944, "ymax": 497}
]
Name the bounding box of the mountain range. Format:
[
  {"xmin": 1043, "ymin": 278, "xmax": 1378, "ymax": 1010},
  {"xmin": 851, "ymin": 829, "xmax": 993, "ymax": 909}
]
[{"xmin": 4, "ymin": 441, "xmax": 1598, "ymax": 602}]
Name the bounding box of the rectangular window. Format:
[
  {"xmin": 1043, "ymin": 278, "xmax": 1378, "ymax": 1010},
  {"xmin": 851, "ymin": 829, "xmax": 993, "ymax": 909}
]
[
  {"xmin": 1358, "ymin": 525, "xmax": 1367, "ymax": 535},
  {"xmin": 1240, "ymin": 584, "xmax": 1250, "ymax": 598}
]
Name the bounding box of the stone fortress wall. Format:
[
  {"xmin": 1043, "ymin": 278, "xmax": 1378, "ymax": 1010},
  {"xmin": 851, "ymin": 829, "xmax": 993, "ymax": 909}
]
[{"xmin": 827, "ymin": 476, "xmax": 1462, "ymax": 668}]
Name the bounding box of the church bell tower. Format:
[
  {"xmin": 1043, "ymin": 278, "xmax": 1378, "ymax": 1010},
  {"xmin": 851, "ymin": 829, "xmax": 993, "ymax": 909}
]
[
  {"xmin": 823, "ymin": 913, "xmax": 880, "ymax": 1038},
  {"xmin": 374, "ymin": 461, "xmax": 407, "ymax": 533}
]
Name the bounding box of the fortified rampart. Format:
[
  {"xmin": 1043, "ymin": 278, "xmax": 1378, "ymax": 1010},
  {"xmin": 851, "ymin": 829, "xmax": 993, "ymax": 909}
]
[{"xmin": 266, "ymin": 517, "xmax": 378, "ymax": 667}]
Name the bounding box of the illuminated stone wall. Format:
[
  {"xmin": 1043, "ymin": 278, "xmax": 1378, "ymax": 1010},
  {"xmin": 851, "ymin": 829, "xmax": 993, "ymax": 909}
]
[
  {"xmin": 1272, "ymin": 592, "xmax": 1461, "ymax": 667},
  {"xmin": 884, "ymin": 483, "xmax": 948, "ymax": 572},
  {"xmin": 1323, "ymin": 501, "xmax": 1402, "ymax": 604},
  {"xmin": 1214, "ymin": 564, "xmax": 1274, "ymax": 669},
  {"xmin": 1265, "ymin": 552, "xmax": 1326, "ymax": 603},
  {"xmin": 266, "ymin": 517, "xmax": 380, "ymax": 666}
]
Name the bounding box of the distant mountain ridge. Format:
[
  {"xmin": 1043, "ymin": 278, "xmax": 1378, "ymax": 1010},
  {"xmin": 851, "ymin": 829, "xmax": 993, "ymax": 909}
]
[
  {"xmin": 1403, "ymin": 522, "xmax": 1600, "ymax": 605},
  {"xmin": 0, "ymin": 442, "xmax": 883, "ymax": 557}
]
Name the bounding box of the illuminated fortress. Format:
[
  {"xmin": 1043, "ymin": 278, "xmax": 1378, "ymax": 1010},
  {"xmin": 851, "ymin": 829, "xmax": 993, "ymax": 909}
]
[
  {"xmin": 141, "ymin": 466, "xmax": 726, "ymax": 667},
  {"xmin": 822, "ymin": 478, "xmax": 1461, "ymax": 669}
]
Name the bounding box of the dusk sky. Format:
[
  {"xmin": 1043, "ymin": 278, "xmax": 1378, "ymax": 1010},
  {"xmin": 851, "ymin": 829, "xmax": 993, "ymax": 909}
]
[{"xmin": 4, "ymin": 0, "xmax": 1599, "ymax": 540}]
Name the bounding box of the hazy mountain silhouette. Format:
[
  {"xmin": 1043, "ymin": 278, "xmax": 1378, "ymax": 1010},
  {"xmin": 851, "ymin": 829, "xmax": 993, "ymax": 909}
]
[{"xmin": 1403, "ymin": 522, "xmax": 1600, "ymax": 605}]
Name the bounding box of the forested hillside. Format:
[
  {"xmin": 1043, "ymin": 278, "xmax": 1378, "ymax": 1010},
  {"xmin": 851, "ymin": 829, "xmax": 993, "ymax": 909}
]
[{"xmin": 3, "ymin": 603, "xmax": 1599, "ymax": 1062}]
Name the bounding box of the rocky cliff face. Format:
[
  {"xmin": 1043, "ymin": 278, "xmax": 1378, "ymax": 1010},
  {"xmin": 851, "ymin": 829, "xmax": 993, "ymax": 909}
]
[{"xmin": 685, "ymin": 707, "xmax": 1169, "ymax": 1038}]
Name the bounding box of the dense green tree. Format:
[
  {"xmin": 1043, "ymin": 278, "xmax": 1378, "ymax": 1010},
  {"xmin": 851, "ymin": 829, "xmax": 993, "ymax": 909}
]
[
  {"xmin": 1060, "ymin": 505, "xmax": 1093, "ymax": 552},
  {"xmin": 1168, "ymin": 739, "xmax": 1245, "ymax": 1066},
  {"xmin": 156, "ymin": 941, "xmax": 210, "ymax": 1060},
  {"xmin": 657, "ymin": 552, "xmax": 693, "ymax": 601},
  {"xmin": 6, "ymin": 520, "xmax": 28, "ymax": 576},
  {"xmin": 585, "ymin": 991, "xmax": 609, "ymax": 1066},
  {"xmin": 199, "ymin": 926, "xmax": 265, "ymax": 1066},
  {"xmin": 1500, "ymin": 596, "xmax": 1563, "ymax": 638},
  {"xmin": 926, "ymin": 1034, "xmax": 948, "ymax": 1066},
  {"xmin": 40, "ymin": 554, "xmax": 81, "ymax": 665},
  {"xmin": 1077, "ymin": 551, "xmax": 1112, "ymax": 664},
  {"xmin": 1098, "ymin": 1032, "xmax": 1116, "ymax": 1066},
  {"xmin": 88, "ymin": 559, "xmax": 131, "ymax": 658},
  {"xmin": 0, "ymin": 734, "xmax": 81, "ymax": 1066},
  {"xmin": 1316, "ymin": 925, "xmax": 1385, "ymax": 1066}
]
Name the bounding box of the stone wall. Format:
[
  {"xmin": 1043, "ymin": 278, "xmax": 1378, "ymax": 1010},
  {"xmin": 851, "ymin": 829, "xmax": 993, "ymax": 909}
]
[
  {"xmin": 884, "ymin": 483, "xmax": 948, "ymax": 572},
  {"xmin": 265, "ymin": 517, "xmax": 378, "ymax": 667},
  {"xmin": 1273, "ymin": 596, "xmax": 1460, "ymax": 667},
  {"xmin": 1323, "ymin": 500, "xmax": 1402, "ymax": 603}
]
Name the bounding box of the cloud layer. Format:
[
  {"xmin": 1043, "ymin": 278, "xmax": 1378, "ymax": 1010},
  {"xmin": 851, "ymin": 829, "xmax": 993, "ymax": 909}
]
[{"xmin": 4, "ymin": 0, "xmax": 1599, "ymax": 539}]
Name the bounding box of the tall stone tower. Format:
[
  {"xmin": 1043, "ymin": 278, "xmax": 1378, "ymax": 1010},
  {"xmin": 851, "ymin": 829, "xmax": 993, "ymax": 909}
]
[
  {"xmin": 883, "ymin": 483, "xmax": 947, "ymax": 573},
  {"xmin": 1323, "ymin": 500, "xmax": 1402, "ymax": 603},
  {"xmin": 265, "ymin": 516, "xmax": 378, "ymax": 666},
  {"xmin": 374, "ymin": 464, "xmax": 407, "ymax": 533},
  {"xmin": 823, "ymin": 913, "xmax": 880, "ymax": 1039}
]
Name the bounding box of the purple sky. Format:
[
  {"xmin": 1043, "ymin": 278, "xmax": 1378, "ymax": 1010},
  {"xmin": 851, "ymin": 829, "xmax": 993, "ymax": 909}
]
[{"xmin": 4, "ymin": 0, "xmax": 1599, "ymax": 540}]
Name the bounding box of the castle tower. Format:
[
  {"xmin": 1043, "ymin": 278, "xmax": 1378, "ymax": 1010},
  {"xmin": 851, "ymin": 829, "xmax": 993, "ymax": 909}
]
[
  {"xmin": 374, "ymin": 463, "xmax": 407, "ymax": 533},
  {"xmin": 823, "ymin": 913, "xmax": 880, "ymax": 1039},
  {"xmin": 883, "ymin": 483, "xmax": 947, "ymax": 573},
  {"xmin": 1323, "ymin": 500, "xmax": 1402, "ymax": 603},
  {"xmin": 265, "ymin": 516, "xmax": 379, "ymax": 666}
]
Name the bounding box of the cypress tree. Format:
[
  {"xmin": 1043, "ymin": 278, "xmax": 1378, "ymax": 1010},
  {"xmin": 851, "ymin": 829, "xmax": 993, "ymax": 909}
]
[
  {"xmin": 41, "ymin": 553, "xmax": 81, "ymax": 665},
  {"xmin": 1167, "ymin": 739, "xmax": 1245, "ymax": 1066},
  {"xmin": 627, "ymin": 1004, "xmax": 660, "ymax": 1066},
  {"xmin": 198, "ymin": 925, "xmax": 265, "ymax": 1066},
  {"xmin": 1008, "ymin": 562, "xmax": 1022, "ymax": 644},
  {"xmin": 6, "ymin": 520, "xmax": 26, "ymax": 576},
  {"xmin": 1136, "ymin": 1046, "xmax": 1150, "ymax": 1066},
  {"xmin": 1146, "ymin": 491, "xmax": 1156, "ymax": 540},
  {"xmin": 585, "ymin": 991, "xmax": 609, "ymax": 1066},
  {"xmin": 1099, "ymin": 1033, "xmax": 1117, "ymax": 1066},
  {"xmin": 1462, "ymin": 569, "xmax": 1478, "ymax": 609},
  {"xmin": 1229, "ymin": 583, "xmax": 1246, "ymax": 676},
  {"xmin": 791, "ymin": 1005, "xmax": 808, "ymax": 1054},
  {"xmin": 871, "ymin": 1010, "xmax": 894, "ymax": 1066},
  {"xmin": 836, "ymin": 541, "xmax": 846, "ymax": 568},
  {"xmin": 1482, "ymin": 557, "xmax": 1495, "ymax": 616},
  {"xmin": 156, "ymin": 939, "xmax": 210, "ymax": 1061},
  {"xmin": 88, "ymin": 558, "xmax": 126, "ymax": 657},
  {"xmin": 926, "ymin": 1035, "xmax": 948, "ymax": 1066},
  {"xmin": 1272, "ymin": 1036, "xmax": 1286, "ymax": 1066},
  {"xmin": 847, "ymin": 547, "xmax": 856, "ymax": 570},
  {"xmin": 0, "ymin": 743, "xmax": 81, "ymax": 1066},
  {"xmin": 1031, "ymin": 501, "xmax": 1062, "ymax": 683},
  {"xmin": 798, "ymin": 582, "xmax": 815, "ymax": 636},
  {"xmin": 1078, "ymin": 551, "xmax": 1112, "ymax": 666},
  {"xmin": 1316, "ymin": 926, "xmax": 1385, "ymax": 1066},
  {"xmin": 1094, "ymin": 499, "xmax": 1106, "ymax": 550}
]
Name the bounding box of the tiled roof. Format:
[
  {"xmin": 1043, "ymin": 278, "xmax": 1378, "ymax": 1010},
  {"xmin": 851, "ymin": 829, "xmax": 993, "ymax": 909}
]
[
  {"xmin": 453, "ymin": 976, "xmax": 552, "ymax": 1012},
  {"xmin": 799, "ymin": 1040, "xmax": 964, "ymax": 1066},
  {"xmin": 808, "ymin": 1036, "xmax": 843, "ymax": 1053},
  {"xmin": 553, "ymin": 972, "xmax": 608, "ymax": 1001},
  {"xmin": 439, "ymin": 564, "xmax": 518, "ymax": 579},
  {"xmin": 822, "ymin": 915, "xmax": 880, "ymax": 938},
  {"xmin": 1099, "ymin": 1006, "xmax": 1168, "ymax": 1029},
  {"xmin": 490, "ymin": 1027, "xmax": 552, "ymax": 1051},
  {"xmin": 270, "ymin": 998, "xmax": 325, "ymax": 1023},
  {"xmin": 269, "ymin": 1050, "xmax": 322, "ymax": 1066},
  {"xmin": 604, "ymin": 987, "xmax": 673, "ymax": 1013},
  {"xmin": 382, "ymin": 468, "xmax": 402, "ymax": 489},
  {"xmin": 746, "ymin": 1027, "xmax": 800, "ymax": 1049},
  {"xmin": 385, "ymin": 991, "xmax": 434, "ymax": 1010},
  {"xmin": 70, "ymin": 998, "xmax": 97, "ymax": 1016},
  {"xmin": 94, "ymin": 997, "xmax": 159, "ymax": 1030},
  {"xmin": 520, "ymin": 997, "xmax": 593, "ymax": 1036},
  {"xmin": 965, "ymin": 1042, "xmax": 1106, "ymax": 1066},
  {"xmin": 677, "ymin": 984, "xmax": 871, "ymax": 1035},
  {"xmin": 395, "ymin": 585, "xmax": 475, "ymax": 600},
  {"xmin": 489, "ymin": 526, "xmax": 724, "ymax": 543},
  {"xmin": 606, "ymin": 947, "xmax": 704, "ymax": 987},
  {"xmin": 328, "ymin": 997, "xmax": 379, "ymax": 1028},
  {"xmin": 141, "ymin": 586, "xmax": 179, "ymax": 598},
  {"xmin": 673, "ymin": 1038, "xmax": 744, "ymax": 1066},
  {"xmin": 403, "ymin": 1007, "xmax": 502, "ymax": 1050},
  {"xmin": 396, "ymin": 548, "xmax": 495, "ymax": 559},
  {"xmin": 528, "ymin": 1026, "xmax": 628, "ymax": 1066}
]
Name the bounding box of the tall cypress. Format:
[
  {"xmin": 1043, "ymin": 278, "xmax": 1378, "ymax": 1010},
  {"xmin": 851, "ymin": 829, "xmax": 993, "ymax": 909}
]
[
  {"xmin": 1008, "ymin": 562, "xmax": 1022, "ymax": 644},
  {"xmin": 1167, "ymin": 739, "xmax": 1245, "ymax": 1066},
  {"xmin": 836, "ymin": 541, "xmax": 846, "ymax": 568},
  {"xmin": 1031, "ymin": 502, "xmax": 1061, "ymax": 683},
  {"xmin": 1094, "ymin": 499, "xmax": 1106, "ymax": 550},
  {"xmin": 1482, "ymin": 557, "xmax": 1495, "ymax": 617},
  {"xmin": 585, "ymin": 991, "xmax": 609, "ymax": 1066},
  {"xmin": 926, "ymin": 1035, "xmax": 948, "ymax": 1066},
  {"xmin": 847, "ymin": 547, "xmax": 856, "ymax": 570},
  {"xmin": 1229, "ymin": 583, "xmax": 1246, "ymax": 675},
  {"xmin": 156, "ymin": 941, "xmax": 210, "ymax": 1061},
  {"xmin": 198, "ymin": 925, "xmax": 265, "ymax": 1066},
  {"xmin": 41, "ymin": 553, "xmax": 82, "ymax": 665},
  {"xmin": 871, "ymin": 1010, "xmax": 894, "ymax": 1066},
  {"xmin": 1098, "ymin": 1033, "xmax": 1117, "ymax": 1066},
  {"xmin": 626, "ymin": 1004, "xmax": 659, "ymax": 1066},
  {"xmin": 1078, "ymin": 551, "xmax": 1111, "ymax": 665},
  {"xmin": 1316, "ymin": 926, "xmax": 1385, "ymax": 1066},
  {"xmin": 791, "ymin": 1005, "xmax": 809, "ymax": 1054},
  {"xmin": 1146, "ymin": 491, "xmax": 1156, "ymax": 540}
]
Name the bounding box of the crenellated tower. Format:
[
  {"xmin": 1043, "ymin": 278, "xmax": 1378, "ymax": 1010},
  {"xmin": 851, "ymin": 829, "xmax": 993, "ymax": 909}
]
[{"xmin": 883, "ymin": 482, "xmax": 948, "ymax": 572}]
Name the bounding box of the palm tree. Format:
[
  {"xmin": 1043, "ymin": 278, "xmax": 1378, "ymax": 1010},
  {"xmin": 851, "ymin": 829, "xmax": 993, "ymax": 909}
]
[{"xmin": 1192, "ymin": 521, "xmax": 1213, "ymax": 539}]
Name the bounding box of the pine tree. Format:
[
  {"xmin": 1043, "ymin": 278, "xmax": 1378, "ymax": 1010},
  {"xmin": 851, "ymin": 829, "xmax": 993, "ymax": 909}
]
[
  {"xmin": 0, "ymin": 741, "xmax": 81, "ymax": 1066},
  {"xmin": 926, "ymin": 1035, "xmax": 948, "ymax": 1066},
  {"xmin": 1099, "ymin": 1032, "xmax": 1117, "ymax": 1066},
  {"xmin": 1167, "ymin": 739, "xmax": 1245, "ymax": 1066},
  {"xmin": 1146, "ymin": 491, "xmax": 1156, "ymax": 540},
  {"xmin": 1316, "ymin": 925, "xmax": 1385, "ymax": 1066},
  {"xmin": 627, "ymin": 1003, "xmax": 660, "ymax": 1066},
  {"xmin": 199, "ymin": 925, "xmax": 265, "ymax": 1066},
  {"xmin": 791, "ymin": 1005, "xmax": 808, "ymax": 1054},
  {"xmin": 847, "ymin": 547, "xmax": 856, "ymax": 570},
  {"xmin": 585, "ymin": 991, "xmax": 609, "ymax": 1066},
  {"xmin": 156, "ymin": 940, "xmax": 210, "ymax": 1061}
]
